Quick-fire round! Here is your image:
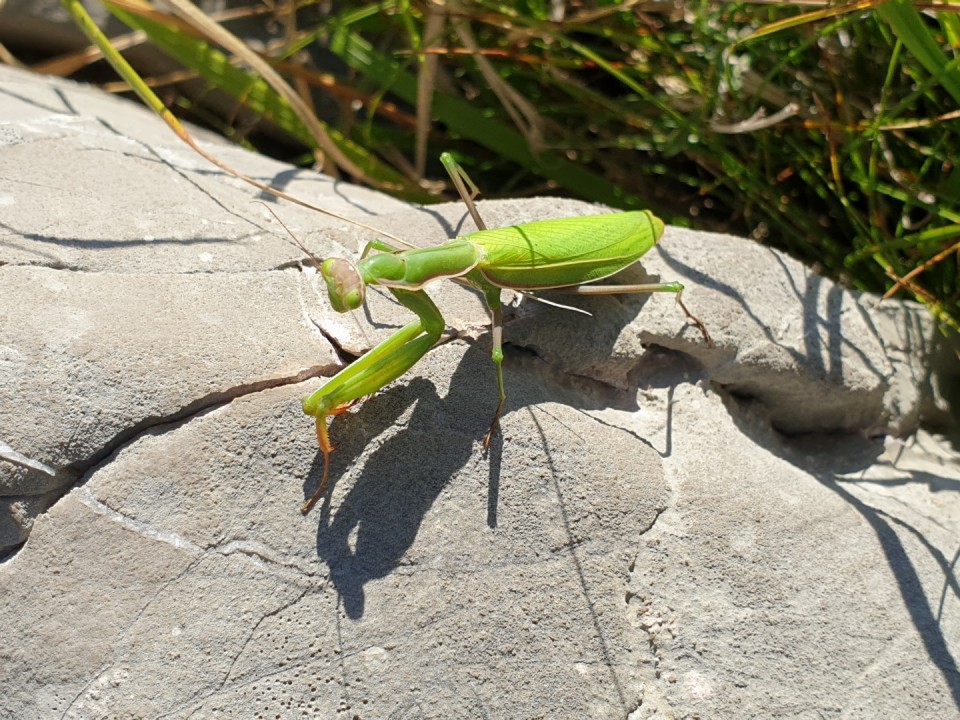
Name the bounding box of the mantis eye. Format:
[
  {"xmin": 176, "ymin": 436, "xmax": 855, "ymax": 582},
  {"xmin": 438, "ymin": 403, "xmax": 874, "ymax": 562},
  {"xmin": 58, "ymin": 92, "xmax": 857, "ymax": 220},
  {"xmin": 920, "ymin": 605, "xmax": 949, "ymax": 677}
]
[{"xmin": 321, "ymin": 258, "xmax": 365, "ymax": 313}]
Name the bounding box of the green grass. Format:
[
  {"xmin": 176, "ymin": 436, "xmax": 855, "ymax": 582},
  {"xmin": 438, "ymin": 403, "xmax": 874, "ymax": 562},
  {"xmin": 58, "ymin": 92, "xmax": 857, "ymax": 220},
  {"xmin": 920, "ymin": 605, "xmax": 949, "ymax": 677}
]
[{"xmin": 45, "ymin": 0, "xmax": 960, "ymax": 330}]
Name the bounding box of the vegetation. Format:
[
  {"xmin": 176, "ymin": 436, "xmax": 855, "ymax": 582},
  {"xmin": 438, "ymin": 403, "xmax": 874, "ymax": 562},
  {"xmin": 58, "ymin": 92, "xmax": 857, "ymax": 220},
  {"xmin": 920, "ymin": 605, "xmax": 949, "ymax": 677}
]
[{"xmin": 33, "ymin": 1, "xmax": 960, "ymax": 330}]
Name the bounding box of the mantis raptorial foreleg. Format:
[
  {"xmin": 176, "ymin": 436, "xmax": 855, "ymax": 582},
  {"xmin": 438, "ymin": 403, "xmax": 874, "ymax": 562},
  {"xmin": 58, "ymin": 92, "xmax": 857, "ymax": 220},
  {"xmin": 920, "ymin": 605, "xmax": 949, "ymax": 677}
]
[{"xmin": 300, "ymin": 288, "xmax": 444, "ymax": 513}]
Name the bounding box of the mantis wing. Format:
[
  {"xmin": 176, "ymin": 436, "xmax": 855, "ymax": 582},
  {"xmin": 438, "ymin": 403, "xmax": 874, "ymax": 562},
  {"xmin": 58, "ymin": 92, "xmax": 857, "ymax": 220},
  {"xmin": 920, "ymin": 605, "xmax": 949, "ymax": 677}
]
[{"xmin": 469, "ymin": 211, "xmax": 664, "ymax": 290}]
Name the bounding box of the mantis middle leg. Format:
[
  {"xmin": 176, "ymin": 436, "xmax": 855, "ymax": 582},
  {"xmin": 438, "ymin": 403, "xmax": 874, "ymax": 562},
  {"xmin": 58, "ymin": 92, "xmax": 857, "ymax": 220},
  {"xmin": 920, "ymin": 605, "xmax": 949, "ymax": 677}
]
[
  {"xmin": 441, "ymin": 154, "xmax": 507, "ymax": 446},
  {"xmin": 480, "ymin": 284, "xmax": 506, "ymax": 448}
]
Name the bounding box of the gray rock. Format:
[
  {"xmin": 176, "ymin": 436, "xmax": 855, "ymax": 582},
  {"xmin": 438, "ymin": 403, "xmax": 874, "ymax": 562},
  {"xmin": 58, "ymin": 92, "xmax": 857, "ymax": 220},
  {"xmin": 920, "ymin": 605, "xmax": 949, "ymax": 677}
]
[{"xmin": 1, "ymin": 64, "xmax": 958, "ymax": 718}]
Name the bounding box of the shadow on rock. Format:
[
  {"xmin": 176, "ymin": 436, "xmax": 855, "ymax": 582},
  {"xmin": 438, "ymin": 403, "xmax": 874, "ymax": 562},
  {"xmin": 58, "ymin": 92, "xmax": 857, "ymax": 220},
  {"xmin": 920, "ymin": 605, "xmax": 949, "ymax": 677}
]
[
  {"xmin": 826, "ymin": 475, "xmax": 960, "ymax": 708},
  {"xmin": 309, "ymin": 342, "xmax": 504, "ymax": 619},
  {"xmin": 723, "ymin": 401, "xmax": 960, "ymax": 708}
]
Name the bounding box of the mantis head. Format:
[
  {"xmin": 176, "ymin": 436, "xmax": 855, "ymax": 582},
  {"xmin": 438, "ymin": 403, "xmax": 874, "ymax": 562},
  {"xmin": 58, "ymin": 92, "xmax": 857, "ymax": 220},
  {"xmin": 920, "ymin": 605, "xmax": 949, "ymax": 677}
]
[{"xmin": 320, "ymin": 258, "xmax": 365, "ymax": 313}]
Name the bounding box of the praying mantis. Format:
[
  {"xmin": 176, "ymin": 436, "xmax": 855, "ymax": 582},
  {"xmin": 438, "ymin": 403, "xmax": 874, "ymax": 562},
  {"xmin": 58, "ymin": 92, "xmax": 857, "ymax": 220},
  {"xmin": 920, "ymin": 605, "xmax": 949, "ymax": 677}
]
[
  {"xmin": 294, "ymin": 153, "xmax": 712, "ymax": 514},
  {"xmin": 56, "ymin": 0, "xmax": 711, "ymax": 513}
]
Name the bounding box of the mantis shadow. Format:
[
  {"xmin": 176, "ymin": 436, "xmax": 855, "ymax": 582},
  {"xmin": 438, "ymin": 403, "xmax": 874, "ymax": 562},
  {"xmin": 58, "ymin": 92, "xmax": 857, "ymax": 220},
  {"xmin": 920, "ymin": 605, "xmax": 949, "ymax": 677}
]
[
  {"xmin": 310, "ymin": 341, "xmax": 503, "ymax": 619},
  {"xmin": 305, "ymin": 337, "xmax": 638, "ymax": 710}
]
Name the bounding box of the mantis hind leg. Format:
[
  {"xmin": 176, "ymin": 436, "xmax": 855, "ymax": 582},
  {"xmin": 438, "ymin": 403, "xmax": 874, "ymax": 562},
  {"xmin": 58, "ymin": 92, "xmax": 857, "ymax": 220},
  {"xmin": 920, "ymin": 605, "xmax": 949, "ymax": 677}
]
[
  {"xmin": 674, "ymin": 292, "xmax": 713, "ymax": 348},
  {"xmin": 565, "ymin": 281, "xmax": 714, "ymax": 348},
  {"xmin": 300, "ymin": 288, "xmax": 445, "ymax": 514}
]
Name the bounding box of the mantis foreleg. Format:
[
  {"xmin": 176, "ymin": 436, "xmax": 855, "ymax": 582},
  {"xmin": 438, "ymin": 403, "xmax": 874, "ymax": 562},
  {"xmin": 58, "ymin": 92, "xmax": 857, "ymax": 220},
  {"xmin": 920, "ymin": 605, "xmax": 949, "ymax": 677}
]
[{"xmin": 300, "ymin": 288, "xmax": 445, "ymax": 513}]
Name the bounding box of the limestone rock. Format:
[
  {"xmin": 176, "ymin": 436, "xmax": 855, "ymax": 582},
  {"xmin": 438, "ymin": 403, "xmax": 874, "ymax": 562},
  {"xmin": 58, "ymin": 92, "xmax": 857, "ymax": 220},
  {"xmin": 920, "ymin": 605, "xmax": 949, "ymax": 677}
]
[{"xmin": 2, "ymin": 64, "xmax": 958, "ymax": 719}]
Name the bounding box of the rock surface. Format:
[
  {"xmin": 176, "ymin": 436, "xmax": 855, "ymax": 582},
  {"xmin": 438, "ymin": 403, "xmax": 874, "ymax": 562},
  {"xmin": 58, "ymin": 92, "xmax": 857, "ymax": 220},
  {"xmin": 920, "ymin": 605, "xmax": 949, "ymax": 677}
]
[{"xmin": 1, "ymin": 64, "xmax": 958, "ymax": 718}]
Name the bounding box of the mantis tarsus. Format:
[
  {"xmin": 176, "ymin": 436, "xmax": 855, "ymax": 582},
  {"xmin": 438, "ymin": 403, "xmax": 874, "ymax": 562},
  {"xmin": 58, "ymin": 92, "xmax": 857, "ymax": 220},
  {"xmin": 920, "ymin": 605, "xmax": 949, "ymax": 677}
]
[{"xmin": 293, "ymin": 153, "xmax": 712, "ymax": 514}]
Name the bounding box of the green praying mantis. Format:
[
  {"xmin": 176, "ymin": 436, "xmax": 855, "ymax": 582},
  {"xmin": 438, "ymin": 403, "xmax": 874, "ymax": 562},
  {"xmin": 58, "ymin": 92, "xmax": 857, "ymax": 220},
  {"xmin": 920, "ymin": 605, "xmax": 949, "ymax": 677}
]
[
  {"xmin": 291, "ymin": 153, "xmax": 712, "ymax": 514},
  {"xmin": 57, "ymin": 0, "xmax": 711, "ymax": 512}
]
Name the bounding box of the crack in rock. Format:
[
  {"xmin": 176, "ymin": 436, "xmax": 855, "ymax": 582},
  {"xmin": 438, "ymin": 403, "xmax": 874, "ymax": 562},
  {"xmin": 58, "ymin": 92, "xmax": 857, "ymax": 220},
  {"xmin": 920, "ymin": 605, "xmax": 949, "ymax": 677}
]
[
  {"xmin": 0, "ymin": 440, "xmax": 57, "ymax": 476},
  {"xmin": 1, "ymin": 365, "xmax": 339, "ymax": 555},
  {"xmin": 69, "ymin": 365, "xmax": 336, "ymax": 478},
  {"xmin": 77, "ymin": 487, "xmax": 205, "ymax": 553}
]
